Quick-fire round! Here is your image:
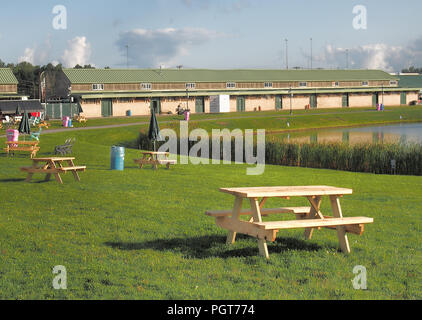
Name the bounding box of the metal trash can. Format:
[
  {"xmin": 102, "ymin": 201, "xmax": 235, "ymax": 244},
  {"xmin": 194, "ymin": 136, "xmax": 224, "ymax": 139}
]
[
  {"xmin": 6, "ymin": 129, "xmax": 19, "ymax": 147},
  {"xmin": 110, "ymin": 146, "xmax": 125, "ymax": 170},
  {"xmin": 127, "ymin": 110, "xmax": 132, "ymax": 116}
]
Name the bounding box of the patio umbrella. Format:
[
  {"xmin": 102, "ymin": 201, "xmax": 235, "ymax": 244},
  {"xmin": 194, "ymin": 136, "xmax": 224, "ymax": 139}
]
[
  {"xmin": 15, "ymin": 104, "xmax": 21, "ymax": 116},
  {"xmin": 148, "ymin": 108, "xmax": 162, "ymax": 151},
  {"xmin": 18, "ymin": 110, "xmax": 31, "ymax": 141},
  {"xmin": 77, "ymin": 102, "xmax": 83, "ymax": 114}
]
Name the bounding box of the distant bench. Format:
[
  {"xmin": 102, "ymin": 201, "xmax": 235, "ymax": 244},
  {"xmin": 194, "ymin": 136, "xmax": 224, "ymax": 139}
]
[
  {"xmin": 4, "ymin": 141, "xmax": 40, "ymax": 158},
  {"xmin": 134, "ymin": 151, "xmax": 176, "ymax": 170}
]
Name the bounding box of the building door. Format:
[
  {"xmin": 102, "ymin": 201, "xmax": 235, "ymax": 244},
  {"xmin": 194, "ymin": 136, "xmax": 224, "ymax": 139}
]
[
  {"xmin": 150, "ymin": 98, "xmax": 161, "ymax": 114},
  {"xmin": 101, "ymin": 99, "xmax": 113, "ymax": 117},
  {"xmin": 236, "ymin": 96, "xmax": 245, "ymax": 112},
  {"xmin": 400, "ymin": 92, "xmax": 407, "ymax": 105},
  {"xmin": 342, "ymin": 94, "xmax": 349, "ymax": 107},
  {"xmin": 195, "ymin": 97, "xmax": 205, "ymax": 113},
  {"xmin": 275, "ymin": 95, "xmax": 283, "ymax": 110},
  {"xmin": 372, "ymin": 93, "xmax": 379, "ymax": 107},
  {"xmin": 310, "ymin": 94, "xmax": 317, "ymax": 108}
]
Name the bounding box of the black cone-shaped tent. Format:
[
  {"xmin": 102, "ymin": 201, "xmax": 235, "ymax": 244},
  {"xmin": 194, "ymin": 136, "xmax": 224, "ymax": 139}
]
[
  {"xmin": 18, "ymin": 110, "xmax": 31, "ymax": 140},
  {"xmin": 148, "ymin": 108, "xmax": 162, "ymax": 151}
]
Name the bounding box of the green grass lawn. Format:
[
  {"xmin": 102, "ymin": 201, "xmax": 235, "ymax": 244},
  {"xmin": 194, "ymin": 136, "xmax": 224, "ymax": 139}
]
[
  {"xmin": 3, "ymin": 106, "xmax": 422, "ymax": 135},
  {"xmin": 0, "ymin": 126, "xmax": 421, "ymax": 300}
]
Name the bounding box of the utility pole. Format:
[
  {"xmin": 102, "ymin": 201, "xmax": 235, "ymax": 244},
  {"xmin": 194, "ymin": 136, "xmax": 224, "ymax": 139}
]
[
  {"xmin": 310, "ymin": 37, "xmax": 313, "ymax": 69},
  {"xmin": 346, "ymin": 49, "xmax": 349, "ymax": 69},
  {"xmin": 285, "ymin": 39, "xmax": 289, "ymax": 70},
  {"xmin": 126, "ymin": 44, "xmax": 129, "ymax": 68}
]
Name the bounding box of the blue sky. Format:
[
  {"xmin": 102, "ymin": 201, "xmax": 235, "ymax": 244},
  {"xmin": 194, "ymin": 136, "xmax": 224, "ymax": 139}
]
[{"xmin": 1, "ymin": 0, "xmax": 422, "ymax": 71}]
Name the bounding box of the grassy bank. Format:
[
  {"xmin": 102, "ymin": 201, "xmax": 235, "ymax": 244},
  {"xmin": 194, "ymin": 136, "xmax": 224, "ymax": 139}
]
[
  {"xmin": 3, "ymin": 106, "xmax": 422, "ymax": 135},
  {"xmin": 0, "ymin": 128, "xmax": 421, "ymax": 299}
]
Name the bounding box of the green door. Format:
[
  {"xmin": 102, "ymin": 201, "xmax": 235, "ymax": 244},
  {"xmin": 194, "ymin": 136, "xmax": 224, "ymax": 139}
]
[
  {"xmin": 275, "ymin": 95, "xmax": 283, "ymax": 110},
  {"xmin": 195, "ymin": 97, "xmax": 205, "ymax": 113},
  {"xmin": 372, "ymin": 93, "xmax": 379, "ymax": 107},
  {"xmin": 62, "ymin": 104, "xmax": 72, "ymax": 118},
  {"xmin": 150, "ymin": 98, "xmax": 161, "ymax": 114},
  {"xmin": 101, "ymin": 99, "xmax": 113, "ymax": 117},
  {"xmin": 342, "ymin": 94, "xmax": 349, "ymax": 107},
  {"xmin": 400, "ymin": 92, "xmax": 407, "ymax": 105},
  {"xmin": 52, "ymin": 103, "xmax": 61, "ymax": 119},
  {"xmin": 236, "ymin": 96, "xmax": 245, "ymax": 112},
  {"xmin": 310, "ymin": 94, "xmax": 317, "ymax": 108}
]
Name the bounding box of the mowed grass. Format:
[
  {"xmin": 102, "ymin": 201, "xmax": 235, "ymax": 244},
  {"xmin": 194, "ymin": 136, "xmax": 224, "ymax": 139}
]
[
  {"xmin": 0, "ymin": 128, "xmax": 421, "ymax": 300},
  {"xmin": 3, "ymin": 105, "xmax": 422, "ymax": 134}
]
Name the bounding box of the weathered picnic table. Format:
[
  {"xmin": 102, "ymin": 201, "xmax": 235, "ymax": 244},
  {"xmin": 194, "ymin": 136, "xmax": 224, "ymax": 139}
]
[
  {"xmin": 134, "ymin": 151, "xmax": 176, "ymax": 170},
  {"xmin": 4, "ymin": 141, "xmax": 40, "ymax": 158},
  {"xmin": 206, "ymin": 186, "xmax": 374, "ymax": 259},
  {"xmin": 20, "ymin": 157, "xmax": 86, "ymax": 184}
]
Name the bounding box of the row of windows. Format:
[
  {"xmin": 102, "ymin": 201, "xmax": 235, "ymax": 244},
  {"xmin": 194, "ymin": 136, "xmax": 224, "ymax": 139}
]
[{"xmin": 91, "ymin": 80, "xmax": 399, "ymax": 91}]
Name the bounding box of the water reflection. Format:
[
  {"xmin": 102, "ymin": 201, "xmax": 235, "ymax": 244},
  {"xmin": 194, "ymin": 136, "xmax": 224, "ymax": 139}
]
[{"xmin": 271, "ymin": 122, "xmax": 422, "ymax": 145}]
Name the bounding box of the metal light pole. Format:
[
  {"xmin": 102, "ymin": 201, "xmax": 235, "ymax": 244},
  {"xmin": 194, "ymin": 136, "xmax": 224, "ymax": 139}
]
[
  {"xmin": 346, "ymin": 49, "xmax": 349, "ymax": 69},
  {"xmin": 310, "ymin": 37, "xmax": 313, "ymax": 70},
  {"xmin": 285, "ymin": 39, "xmax": 289, "ymax": 70},
  {"xmin": 289, "ymin": 85, "xmax": 293, "ymax": 115}
]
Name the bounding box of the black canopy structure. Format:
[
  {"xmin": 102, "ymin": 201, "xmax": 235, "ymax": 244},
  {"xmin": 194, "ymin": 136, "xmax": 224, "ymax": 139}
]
[
  {"xmin": 148, "ymin": 109, "xmax": 162, "ymax": 151},
  {"xmin": 18, "ymin": 111, "xmax": 31, "ymax": 136},
  {"xmin": 0, "ymin": 100, "xmax": 44, "ymax": 115}
]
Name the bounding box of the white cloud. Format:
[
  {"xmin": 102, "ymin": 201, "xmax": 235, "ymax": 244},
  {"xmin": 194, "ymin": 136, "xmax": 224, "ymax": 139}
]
[
  {"xmin": 18, "ymin": 48, "xmax": 36, "ymax": 64},
  {"xmin": 115, "ymin": 27, "xmax": 222, "ymax": 68},
  {"xmin": 61, "ymin": 36, "xmax": 92, "ymax": 68},
  {"xmin": 317, "ymin": 37, "xmax": 422, "ymax": 71}
]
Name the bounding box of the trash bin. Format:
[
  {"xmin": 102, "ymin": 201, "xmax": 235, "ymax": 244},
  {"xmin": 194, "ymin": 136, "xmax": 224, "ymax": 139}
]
[
  {"xmin": 127, "ymin": 110, "xmax": 132, "ymax": 117},
  {"xmin": 6, "ymin": 129, "xmax": 19, "ymax": 147},
  {"xmin": 62, "ymin": 116, "xmax": 69, "ymax": 127},
  {"xmin": 68, "ymin": 119, "xmax": 72, "ymax": 127},
  {"xmin": 380, "ymin": 104, "xmax": 384, "ymax": 111},
  {"xmin": 110, "ymin": 146, "xmax": 125, "ymax": 171},
  {"xmin": 184, "ymin": 111, "xmax": 190, "ymax": 121}
]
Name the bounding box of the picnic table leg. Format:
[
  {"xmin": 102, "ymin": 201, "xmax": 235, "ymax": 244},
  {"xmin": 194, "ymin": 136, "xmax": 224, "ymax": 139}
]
[
  {"xmin": 68, "ymin": 160, "xmax": 81, "ymax": 182},
  {"xmin": 304, "ymin": 196, "xmax": 322, "ymax": 240},
  {"xmin": 250, "ymin": 198, "xmax": 269, "ymax": 259},
  {"xmin": 50, "ymin": 160, "xmax": 63, "ymax": 184},
  {"xmin": 226, "ymin": 196, "xmax": 243, "ymax": 245},
  {"xmin": 329, "ymin": 195, "xmax": 351, "ymax": 254}
]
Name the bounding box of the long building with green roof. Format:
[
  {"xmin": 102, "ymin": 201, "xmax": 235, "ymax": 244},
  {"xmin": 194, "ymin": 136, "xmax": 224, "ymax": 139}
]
[
  {"xmin": 46, "ymin": 68, "xmax": 420, "ymax": 118},
  {"xmin": 0, "ymin": 68, "xmax": 19, "ymax": 100}
]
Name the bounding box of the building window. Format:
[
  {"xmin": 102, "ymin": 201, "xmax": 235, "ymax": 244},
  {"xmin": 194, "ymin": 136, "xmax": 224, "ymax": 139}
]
[
  {"xmin": 362, "ymin": 81, "xmax": 369, "ymax": 86},
  {"xmin": 226, "ymin": 82, "xmax": 236, "ymax": 89},
  {"xmin": 264, "ymin": 82, "xmax": 273, "ymax": 88},
  {"xmin": 299, "ymin": 82, "xmax": 307, "ymax": 87},
  {"xmin": 332, "ymin": 81, "xmax": 339, "ymax": 87},
  {"xmin": 185, "ymin": 83, "xmax": 196, "ymax": 89},
  {"xmin": 92, "ymin": 84, "xmax": 104, "ymax": 91},
  {"xmin": 390, "ymin": 80, "xmax": 398, "ymax": 86},
  {"xmin": 141, "ymin": 83, "xmax": 152, "ymax": 90}
]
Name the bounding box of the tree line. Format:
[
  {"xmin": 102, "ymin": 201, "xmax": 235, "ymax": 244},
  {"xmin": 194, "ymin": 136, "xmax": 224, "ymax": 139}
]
[{"xmin": 0, "ymin": 59, "xmax": 96, "ymax": 99}]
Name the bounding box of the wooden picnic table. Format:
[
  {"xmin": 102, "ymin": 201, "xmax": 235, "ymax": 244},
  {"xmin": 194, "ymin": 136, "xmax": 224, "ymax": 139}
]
[
  {"xmin": 20, "ymin": 157, "xmax": 86, "ymax": 184},
  {"xmin": 134, "ymin": 151, "xmax": 176, "ymax": 170},
  {"xmin": 4, "ymin": 141, "xmax": 40, "ymax": 158},
  {"xmin": 206, "ymin": 186, "xmax": 374, "ymax": 259}
]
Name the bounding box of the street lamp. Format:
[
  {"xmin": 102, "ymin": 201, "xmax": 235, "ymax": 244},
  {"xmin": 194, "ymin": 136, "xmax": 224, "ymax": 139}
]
[{"xmin": 289, "ymin": 85, "xmax": 293, "ymax": 115}]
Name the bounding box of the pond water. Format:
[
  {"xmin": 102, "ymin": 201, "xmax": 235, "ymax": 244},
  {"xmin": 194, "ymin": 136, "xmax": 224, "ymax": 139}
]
[{"xmin": 269, "ymin": 122, "xmax": 422, "ymax": 145}]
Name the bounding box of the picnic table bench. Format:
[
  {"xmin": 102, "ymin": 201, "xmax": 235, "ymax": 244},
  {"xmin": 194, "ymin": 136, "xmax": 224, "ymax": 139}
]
[
  {"xmin": 20, "ymin": 157, "xmax": 86, "ymax": 184},
  {"xmin": 4, "ymin": 141, "xmax": 40, "ymax": 158},
  {"xmin": 206, "ymin": 186, "xmax": 373, "ymax": 259},
  {"xmin": 74, "ymin": 115, "xmax": 87, "ymax": 123},
  {"xmin": 134, "ymin": 151, "xmax": 176, "ymax": 170}
]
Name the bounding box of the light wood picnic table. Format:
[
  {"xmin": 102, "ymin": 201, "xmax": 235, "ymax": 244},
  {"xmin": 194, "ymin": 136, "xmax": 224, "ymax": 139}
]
[
  {"xmin": 206, "ymin": 186, "xmax": 374, "ymax": 259},
  {"xmin": 134, "ymin": 151, "xmax": 176, "ymax": 170},
  {"xmin": 20, "ymin": 157, "xmax": 86, "ymax": 184},
  {"xmin": 4, "ymin": 141, "xmax": 40, "ymax": 158}
]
